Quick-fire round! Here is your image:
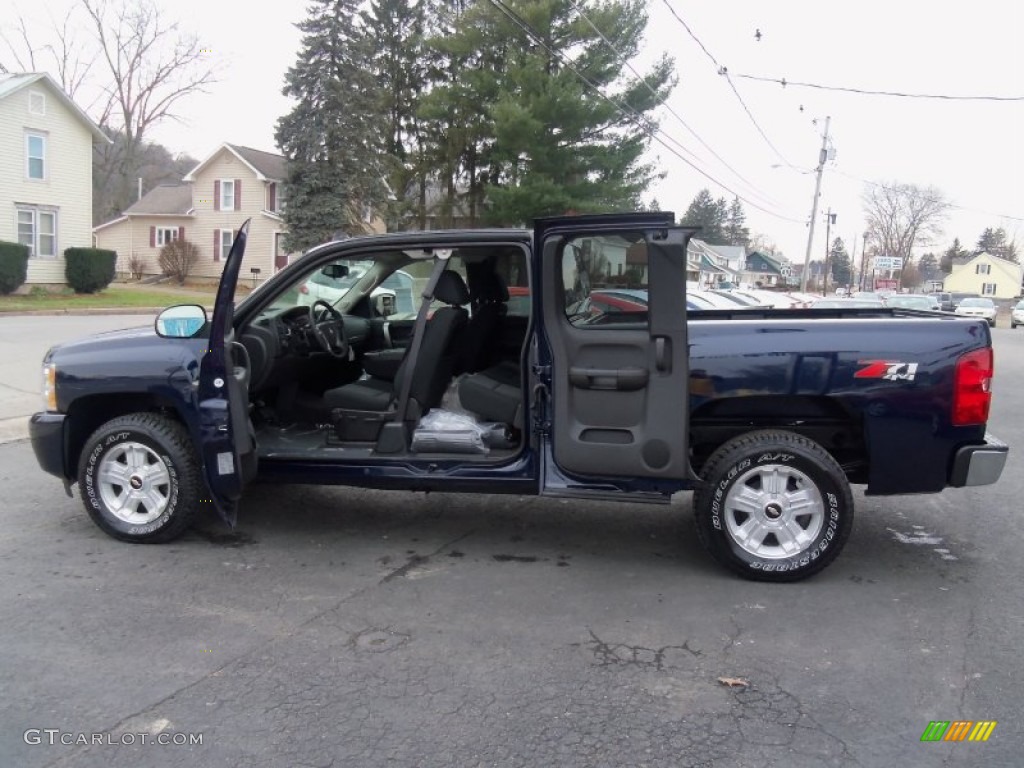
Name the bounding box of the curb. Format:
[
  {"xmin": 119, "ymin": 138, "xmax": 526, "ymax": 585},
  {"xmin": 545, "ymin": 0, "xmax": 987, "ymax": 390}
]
[{"xmin": 0, "ymin": 416, "xmax": 29, "ymax": 445}]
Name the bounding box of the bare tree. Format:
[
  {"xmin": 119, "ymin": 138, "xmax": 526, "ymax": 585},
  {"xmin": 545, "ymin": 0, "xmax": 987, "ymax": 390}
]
[
  {"xmin": 85, "ymin": 0, "xmax": 217, "ymax": 220},
  {"xmin": 1, "ymin": 11, "xmax": 96, "ymax": 98},
  {"xmin": 862, "ymin": 182, "xmax": 950, "ymax": 264}
]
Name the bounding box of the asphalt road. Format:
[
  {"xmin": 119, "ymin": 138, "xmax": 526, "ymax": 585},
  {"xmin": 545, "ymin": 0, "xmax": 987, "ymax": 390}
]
[{"xmin": 0, "ymin": 318, "xmax": 1022, "ymax": 767}]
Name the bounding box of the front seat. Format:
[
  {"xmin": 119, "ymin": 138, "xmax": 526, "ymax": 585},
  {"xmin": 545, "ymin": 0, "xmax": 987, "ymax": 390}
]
[{"xmin": 323, "ymin": 270, "xmax": 470, "ymax": 417}]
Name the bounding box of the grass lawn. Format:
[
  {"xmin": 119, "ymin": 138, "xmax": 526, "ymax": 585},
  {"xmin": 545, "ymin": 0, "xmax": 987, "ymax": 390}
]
[{"xmin": 0, "ymin": 283, "xmax": 219, "ymax": 313}]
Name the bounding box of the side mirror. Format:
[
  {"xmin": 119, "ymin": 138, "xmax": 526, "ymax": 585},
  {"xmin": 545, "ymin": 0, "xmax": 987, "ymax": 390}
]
[
  {"xmin": 321, "ymin": 264, "xmax": 350, "ymax": 279},
  {"xmin": 374, "ymin": 292, "xmax": 396, "ymax": 318},
  {"xmin": 155, "ymin": 304, "xmax": 207, "ymax": 338}
]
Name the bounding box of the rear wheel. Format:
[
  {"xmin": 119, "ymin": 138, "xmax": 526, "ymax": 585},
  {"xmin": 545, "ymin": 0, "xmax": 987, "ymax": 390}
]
[
  {"xmin": 693, "ymin": 430, "xmax": 854, "ymax": 582},
  {"xmin": 78, "ymin": 413, "xmax": 201, "ymax": 543}
]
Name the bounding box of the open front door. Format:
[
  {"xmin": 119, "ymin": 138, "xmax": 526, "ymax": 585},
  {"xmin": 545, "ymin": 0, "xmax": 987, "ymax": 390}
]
[
  {"xmin": 198, "ymin": 220, "xmax": 257, "ymax": 525},
  {"xmin": 537, "ymin": 213, "xmax": 694, "ymax": 497}
]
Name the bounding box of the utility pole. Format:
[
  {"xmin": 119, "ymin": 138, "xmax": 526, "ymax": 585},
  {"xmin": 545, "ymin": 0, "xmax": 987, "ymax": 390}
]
[
  {"xmin": 800, "ymin": 115, "xmax": 831, "ymax": 293},
  {"xmin": 821, "ymin": 208, "xmax": 836, "ymax": 295}
]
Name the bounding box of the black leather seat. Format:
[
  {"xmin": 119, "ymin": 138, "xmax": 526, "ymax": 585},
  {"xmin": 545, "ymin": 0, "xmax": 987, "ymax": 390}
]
[
  {"xmin": 459, "ymin": 360, "xmax": 523, "ymax": 428},
  {"xmin": 457, "ymin": 267, "xmax": 509, "ymax": 374},
  {"xmin": 324, "ymin": 270, "xmax": 470, "ymax": 416}
]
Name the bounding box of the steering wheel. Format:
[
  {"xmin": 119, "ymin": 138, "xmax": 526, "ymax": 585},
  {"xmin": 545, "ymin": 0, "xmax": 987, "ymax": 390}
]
[{"xmin": 309, "ymin": 300, "xmax": 349, "ymax": 358}]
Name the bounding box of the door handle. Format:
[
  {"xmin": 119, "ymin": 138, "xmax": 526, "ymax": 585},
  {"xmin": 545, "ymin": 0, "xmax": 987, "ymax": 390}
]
[
  {"xmin": 654, "ymin": 336, "xmax": 671, "ymax": 372},
  {"xmin": 568, "ymin": 366, "xmax": 649, "ymax": 391}
]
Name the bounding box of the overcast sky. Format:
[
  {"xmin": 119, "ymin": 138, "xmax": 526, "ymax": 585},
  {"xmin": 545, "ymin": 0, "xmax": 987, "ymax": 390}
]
[{"xmin": 7, "ymin": 0, "xmax": 1022, "ymax": 264}]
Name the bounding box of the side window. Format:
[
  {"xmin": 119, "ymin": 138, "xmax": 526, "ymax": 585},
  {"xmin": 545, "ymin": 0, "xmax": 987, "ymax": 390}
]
[{"xmin": 562, "ymin": 233, "xmax": 648, "ymax": 327}]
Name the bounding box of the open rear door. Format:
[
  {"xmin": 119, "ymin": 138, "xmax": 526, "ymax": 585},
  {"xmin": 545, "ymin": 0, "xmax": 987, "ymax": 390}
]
[
  {"xmin": 198, "ymin": 220, "xmax": 257, "ymax": 525},
  {"xmin": 537, "ymin": 213, "xmax": 694, "ymax": 497}
]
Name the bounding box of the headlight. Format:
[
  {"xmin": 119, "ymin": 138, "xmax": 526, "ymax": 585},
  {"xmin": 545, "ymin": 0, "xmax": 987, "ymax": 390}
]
[{"xmin": 42, "ymin": 363, "xmax": 57, "ymax": 411}]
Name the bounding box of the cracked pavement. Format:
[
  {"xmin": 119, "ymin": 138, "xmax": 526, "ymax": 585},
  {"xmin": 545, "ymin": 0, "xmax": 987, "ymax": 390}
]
[{"xmin": 2, "ymin": 326, "xmax": 1023, "ymax": 766}]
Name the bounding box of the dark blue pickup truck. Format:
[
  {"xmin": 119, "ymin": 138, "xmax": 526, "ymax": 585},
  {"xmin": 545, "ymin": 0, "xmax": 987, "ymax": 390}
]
[{"xmin": 29, "ymin": 212, "xmax": 1008, "ymax": 581}]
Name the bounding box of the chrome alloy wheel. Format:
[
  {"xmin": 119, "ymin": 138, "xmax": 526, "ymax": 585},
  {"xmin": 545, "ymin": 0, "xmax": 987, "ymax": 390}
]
[
  {"xmin": 97, "ymin": 441, "xmax": 172, "ymax": 524},
  {"xmin": 723, "ymin": 464, "xmax": 825, "ymax": 559}
]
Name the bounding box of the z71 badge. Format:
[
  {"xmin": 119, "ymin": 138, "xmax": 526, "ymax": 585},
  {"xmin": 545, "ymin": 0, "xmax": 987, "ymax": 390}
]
[{"xmin": 855, "ymin": 360, "xmax": 919, "ymax": 382}]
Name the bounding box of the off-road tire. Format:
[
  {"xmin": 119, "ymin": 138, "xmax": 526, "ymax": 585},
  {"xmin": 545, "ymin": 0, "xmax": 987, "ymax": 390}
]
[
  {"xmin": 78, "ymin": 413, "xmax": 201, "ymax": 543},
  {"xmin": 693, "ymin": 430, "xmax": 854, "ymax": 582}
]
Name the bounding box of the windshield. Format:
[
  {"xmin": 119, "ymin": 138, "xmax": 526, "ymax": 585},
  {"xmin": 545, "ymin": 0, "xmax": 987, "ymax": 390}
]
[{"xmin": 959, "ymin": 298, "xmax": 993, "ymax": 307}]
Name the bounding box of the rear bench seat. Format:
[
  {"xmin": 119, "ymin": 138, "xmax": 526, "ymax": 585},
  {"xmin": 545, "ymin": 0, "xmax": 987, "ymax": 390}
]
[{"xmin": 458, "ymin": 360, "xmax": 523, "ymax": 429}]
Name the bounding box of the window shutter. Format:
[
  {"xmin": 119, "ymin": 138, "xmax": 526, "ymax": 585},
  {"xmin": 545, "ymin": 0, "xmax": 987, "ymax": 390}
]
[
  {"xmin": 214, "ymin": 180, "xmax": 221, "ymax": 211},
  {"xmin": 268, "ymin": 183, "xmax": 276, "ymax": 212},
  {"xmin": 214, "ymin": 230, "xmax": 220, "ymax": 261},
  {"xmin": 235, "ymin": 179, "xmax": 241, "ymax": 210},
  {"xmin": 178, "ymin": 226, "xmax": 185, "ymax": 241},
  {"xmin": 150, "ymin": 226, "xmax": 156, "ymax": 247}
]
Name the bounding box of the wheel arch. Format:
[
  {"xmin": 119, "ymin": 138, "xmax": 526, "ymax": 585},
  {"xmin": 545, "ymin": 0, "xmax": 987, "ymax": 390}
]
[
  {"xmin": 64, "ymin": 393, "xmax": 192, "ymax": 482},
  {"xmin": 689, "ymin": 395, "xmax": 868, "ymax": 484}
]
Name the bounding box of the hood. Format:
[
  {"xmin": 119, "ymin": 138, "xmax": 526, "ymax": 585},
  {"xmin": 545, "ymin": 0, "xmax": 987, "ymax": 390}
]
[{"xmin": 46, "ymin": 323, "xmax": 206, "ymax": 364}]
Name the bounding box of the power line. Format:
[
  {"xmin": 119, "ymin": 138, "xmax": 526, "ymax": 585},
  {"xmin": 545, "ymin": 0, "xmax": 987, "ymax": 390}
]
[
  {"xmin": 658, "ymin": 0, "xmax": 796, "ymax": 168},
  {"xmin": 566, "ymin": 0, "xmax": 782, "ymax": 209},
  {"xmin": 732, "ymin": 72, "xmax": 1024, "ymax": 102},
  {"xmin": 486, "ymin": 0, "xmax": 805, "ymax": 223},
  {"xmin": 828, "ymin": 168, "xmax": 1024, "ymax": 223}
]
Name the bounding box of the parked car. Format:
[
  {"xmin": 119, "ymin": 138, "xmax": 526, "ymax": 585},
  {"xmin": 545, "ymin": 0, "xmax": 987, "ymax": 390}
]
[
  {"xmin": 885, "ymin": 295, "xmax": 938, "ymax": 311},
  {"xmin": 955, "ymin": 297, "xmax": 997, "ymax": 327},
  {"xmin": 29, "ymin": 212, "xmax": 1008, "ymax": 582},
  {"xmin": 810, "ymin": 298, "xmax": 884, "ymax": 309},
  {"xmin": 1012, "ymin": 298, "xmax": 1024, "ymax": 329},
  {"xmin": 937, "ymin": 292, "xmax": 979, "ymax": 313}
]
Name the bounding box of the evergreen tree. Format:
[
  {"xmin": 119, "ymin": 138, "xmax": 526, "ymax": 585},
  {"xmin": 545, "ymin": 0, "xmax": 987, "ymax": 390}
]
[
  {"xmin": 828, "ymin": 237, "xmax": 852, "ymax": 287},
  {"xmin": 364, "ymin": 0, "xmax": 428, "ymax": 228},
  {"xmin": 276, "ymin": 0, "xmax": 389, "ymax": 251},
  {"xmin": 976, "ymin": 227, "xmax": 1019, "ymax": 262},
  {"xmin": 680, "ymin": 188, "xmax": 727, "ymax": 243},
  {"xmin": 434, "ymin": 0, "xmax": 674, "ymax": 225},
  {"xmin": 940, "ymin": 237, "xmax": 968, "ymax": 273},
  {"xmin": 724, "ymin": 197, "xmax": 750, "ymax": 248},
  {"xmin": 917, "ymin": 252, "xmax": 939, "ymax": 281}
]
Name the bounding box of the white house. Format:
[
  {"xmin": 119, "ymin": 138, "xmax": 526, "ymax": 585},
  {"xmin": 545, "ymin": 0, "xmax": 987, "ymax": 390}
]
[
  {"xmin": 0, "ymin": 72, "xmax": 109, "ymax": 285},
  {"xmin": 944, "ymin": 252, "xmax": 1023, "ymax": 300}
]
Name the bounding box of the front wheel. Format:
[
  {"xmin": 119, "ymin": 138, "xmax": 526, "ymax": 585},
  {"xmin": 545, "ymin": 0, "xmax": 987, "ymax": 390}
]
[
  {"xmin": 78, "ymin": 413, "xmax": 202, "ymax": 543},
  {"xmin": 693, "ymin": 430, "xmax": 854, "ymax": 582}
]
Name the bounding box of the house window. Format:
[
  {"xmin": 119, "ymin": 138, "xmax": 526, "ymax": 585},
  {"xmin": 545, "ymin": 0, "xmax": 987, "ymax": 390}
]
[
  {"xmin": 215, "ymin": 228, "xmax": 234, "ymax": 260},
  {"xmin": 155, "ymin": 227, "xmax": 179, "ymax": 247},
  {"xmin": 267, "ymin": 182, "xmax": 278, "ymax": 212},
  {"xmin": 982, "ymin": 283, "xmax": 997, "ymax": 295},
  {"xmin": 220, "ymin": 180, "xmax": 235, "ymax": 211},
  {"xmin": 26, "ymin": 134, "xmax": 46, "ymax": 180},
  {"xmin": 17, "ymin": 207, "xmax": 58, "ymax": 258},
  {"xmin": 29, "ymin": 91, "xmax": 46, "ymax": 116},
  {"xmin": 976, "ymin": 263, "xmax": 991, "ymax": 275}
]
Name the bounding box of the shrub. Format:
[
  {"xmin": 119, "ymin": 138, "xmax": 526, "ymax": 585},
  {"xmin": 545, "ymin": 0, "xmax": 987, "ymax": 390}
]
[
  {"xmin": 0, "ymin": 241, "xmax": 30, "ymax": 294},
  {"xmin": 127, "ymin": 254, "xmax": 146, "ymax": 280},
  {"xmin": 65, "ymin": 247, "xmax": 117, "ymax": 294},
  {"xmin": 158, "ymin": 239, "xmax": 200, "ymax": 285}
]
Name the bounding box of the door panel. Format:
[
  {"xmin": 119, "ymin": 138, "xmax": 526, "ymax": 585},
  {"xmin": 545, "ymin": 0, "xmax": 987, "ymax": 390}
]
[
  {"xmin": 198, "ymin": 219, "xmax": 255, "ymax": 525},
  {"xmin": 538, "ymin": 215, "xmax": 694, "ymax": 489}
]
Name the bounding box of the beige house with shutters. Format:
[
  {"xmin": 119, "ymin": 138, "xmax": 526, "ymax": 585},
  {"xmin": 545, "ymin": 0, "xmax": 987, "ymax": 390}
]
[
  {"xmin": 94, "ymin": 143, "xmax": 292, "ymax": 282},
  {"xmin": 0, "ymin": 72, "xmax": 109, "ymax": 285},
  {"xmin": 943, "ymin": 252, "xmax": 1024, "ymax": 300}
]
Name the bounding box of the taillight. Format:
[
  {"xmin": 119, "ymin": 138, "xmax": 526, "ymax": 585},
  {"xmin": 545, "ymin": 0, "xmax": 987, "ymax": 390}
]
[{"xmin": 952, "ymin": 347, "xmax": 993, "ymax": 426}]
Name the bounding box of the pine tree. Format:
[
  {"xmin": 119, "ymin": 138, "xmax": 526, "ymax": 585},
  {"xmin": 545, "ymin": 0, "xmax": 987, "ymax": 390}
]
[
  {"xmin": 976, "ymin": 227, "xmax": 1019, "ymax": 262},
  {"xmin": 680, "ymin": 189, "xmax": 727, "ymax": 244},
  {"xmin": 829, "ymin": 237, "xmax": 852, "ymax": 287},
  {"xmin": 917, "ymin": 252, "xmax": 939, "ymax": 281},
  {"xmin": 940, "ymin": 237, "xmax": 968, "ymax": 273},
  {"xmin": 276, "ymin": 0, "xmax": 389, "ymax": 251},
  {"xmin": 723, "ymin": 197, "xmax": 750, "ymax": 248},
  {"xmin": 434, "ymin": 0, "xmax": 675, "ymax": 225}
]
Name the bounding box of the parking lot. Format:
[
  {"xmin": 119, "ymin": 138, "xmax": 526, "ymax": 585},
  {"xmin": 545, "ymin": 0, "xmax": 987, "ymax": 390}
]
[{"xmin": 1, "ymin": 315, "xmax": 1022, "ymax": 767}]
